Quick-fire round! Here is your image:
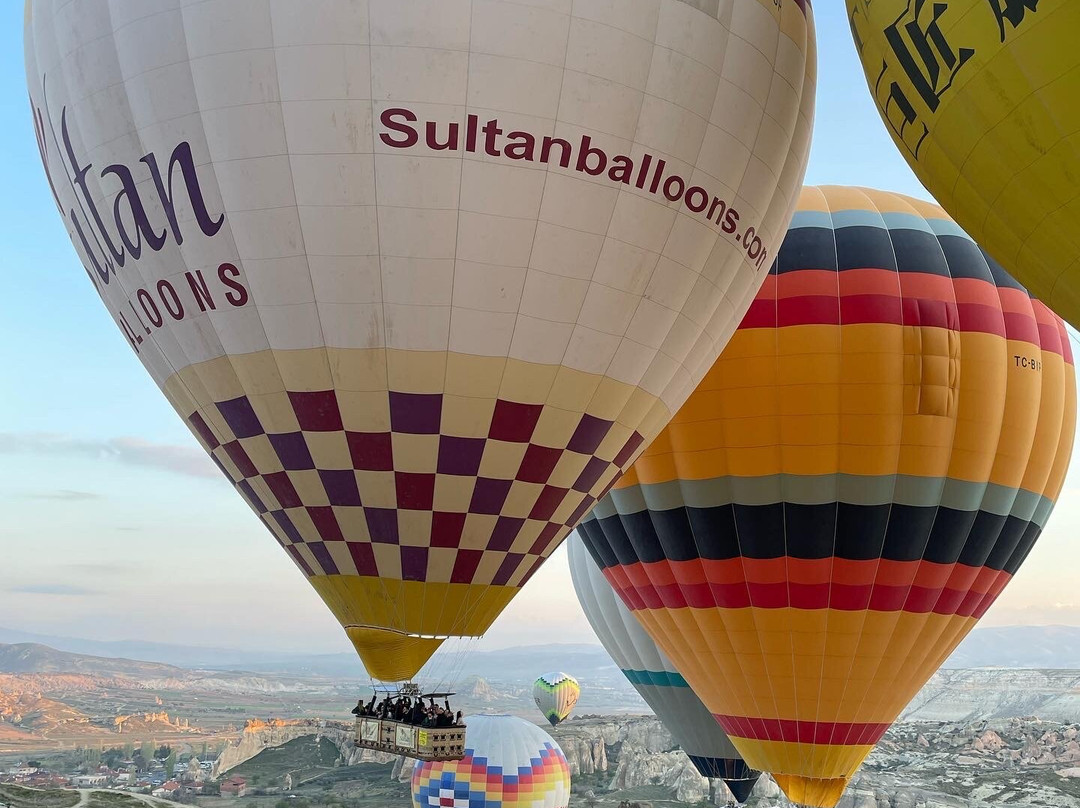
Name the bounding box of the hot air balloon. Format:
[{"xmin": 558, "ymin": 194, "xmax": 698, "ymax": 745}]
[
  {"xmin": 568, "ymin": 533, "xmax": 759, "ymax": 803},
  {"xmin": 412, "ymin": 714, "xmax": 570, "ymax": 808},
  {"xmin": 25, "ymin": 0, "xmax": 816, "ymax": 684},
  {"xmin": 577, "ymin": 186, "xmax": 1076, "ymax": 808},
  {"xmin": 533, "ymin": 672, "xmax": 580, "ymax": 728},
  {"xmin": 846, "ymin": 0, "xmax": 1080, "ymax": 330}
]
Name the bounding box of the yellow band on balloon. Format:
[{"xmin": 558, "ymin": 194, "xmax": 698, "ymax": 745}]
[
  {"xmin": 631, "ymin": 606, "xmax": 978, "ymax": 727},
  {"xmin": 309, "ymin": 575, "xmax": 518, "ymax": 639}
]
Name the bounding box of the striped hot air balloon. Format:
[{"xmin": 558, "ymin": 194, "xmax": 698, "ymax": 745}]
[
  {"xmin": 533, "ymin": 672, "xmax": 580, "ymax": 728},
  {"xmin": 25, "ymin": 0, "xmax": 816, "ymax": 683},
  {"xmin": 412, "ymin": 714, "xmax": 570, "ymax": 808},
  {"xmin": 578, "ymin": 186, "xmax": 1077, "ymax": 807},
  {"xmin": 567, "ymin": 533, "xmax": 759, "ymax": 803}
]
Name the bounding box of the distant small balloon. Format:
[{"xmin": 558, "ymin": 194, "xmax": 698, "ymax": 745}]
[{"xmin": 533, "ymin": 672, "xmax": 580, "ymax": 728}]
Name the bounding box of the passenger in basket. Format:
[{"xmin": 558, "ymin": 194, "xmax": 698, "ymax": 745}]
[{"xmin": 410, "ymin": 700, "xmax": 427, "ymax": 725}]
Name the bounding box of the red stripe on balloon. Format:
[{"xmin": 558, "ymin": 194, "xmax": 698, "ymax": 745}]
[
  {"xmin": 602, "ymin": 558, "xmax": 1012, "ymax": 618},
  {"xmin": 738, "ymin": 270, "xmax": 1067, "ymax": 357},
  {"xmin": 714, "ymin": 714, "xmax": 890, "ymax": 746}
]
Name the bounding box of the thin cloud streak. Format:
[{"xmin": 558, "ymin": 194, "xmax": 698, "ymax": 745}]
[
  {"xmin": 8, "ymin": 583, "xmax": 102, "ymax": 596},
  {"xmin": 0, "ymin": 432, "xmax": 216, "ymax": 479},
  {"xmin": 24, "ymin": 489, "xmax": 103, "ymax": 501}
]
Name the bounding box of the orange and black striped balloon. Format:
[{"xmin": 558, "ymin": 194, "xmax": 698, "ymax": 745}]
[{"xmin": 577, "ymin": 186, "xmax": 1076, "ymax": 808}]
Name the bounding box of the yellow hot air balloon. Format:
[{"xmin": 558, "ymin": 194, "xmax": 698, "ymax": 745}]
[
  {"xmin": 578, "ymin": 186, "xmax": 1077, "ymax": 807},
  {"xmin": 25, "ymin": 0, "xmax": 816, "ymax": 682},
  {"xmin": 846, "ymin": 0, "xmax": 1080, "ymax": 329}
]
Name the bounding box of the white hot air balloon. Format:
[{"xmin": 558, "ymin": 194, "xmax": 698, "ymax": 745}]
[
  {"xmin": 568, "ymin": 533, "xmax": 759, "ymax": 802},
  {"xmin": 25, "ymin": 0, "xmax": 816, "ymax": 683}
]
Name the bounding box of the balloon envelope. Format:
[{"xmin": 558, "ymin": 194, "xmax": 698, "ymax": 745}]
[
  {"xmin": 578, "ymin": 186, "xmax": 1077, "ymax": 807},
  {"xmin": 533, "ymin": 672, "xmax": 580, "ymax": 728},
  {"xmin": 25, "ymin": 0, "xmax": 815, "ymax": 681},
  {"xmin": 568, "ymin": 533, "xmax": 759, "ymax": 802},
  {"xmin": 847, "ymin": 0, "xmax": 1080, "ymax": 330},
  {"xmin": 412, "ymin": 714, "xmax": 570, "ymax": 808}
]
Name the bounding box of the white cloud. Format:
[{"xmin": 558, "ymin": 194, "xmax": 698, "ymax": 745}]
[{"xmin": 0, "ymin": 432, "xmax": 216, "ymax": 479}]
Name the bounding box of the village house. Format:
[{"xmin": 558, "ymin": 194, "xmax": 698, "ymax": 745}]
[
  {"xmin": 220, "ymin": 776, "xmax": 247, "ymax": 797},
  {"xmin": 152, "ymin": 780, "xmax": 180, "ymax": 799}
]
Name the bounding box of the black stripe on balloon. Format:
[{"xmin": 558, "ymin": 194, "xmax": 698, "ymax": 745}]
[
  {"xmin": 581, "ymin": 504, "xmax": 1041, "ymax": 575},
  {"xmin": 936, "ymin": 234, "xmax": 994, "ymax": 283},
  {"xmin": 776, "ymin": 226, "xmax": 837, "ymax": 273},
  {"xmin": 982, "ymin": 248, "xmax": 1028, "ymax": 292},
  {"xmin": 771, "ymin": 227, "xmax": 1034, "ymax": 295},
  {"xmin": 835, "ymin": 226, "xmax": 899, "ymax": 272},
  {"xmin": 889, "ymin": 228, "xmax": 951, "ymax": 277}
]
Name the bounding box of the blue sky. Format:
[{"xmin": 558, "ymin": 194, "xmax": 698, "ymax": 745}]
[{"xmin": 2, "ymin": 3, "xmax": 1077, "ymax": 658}]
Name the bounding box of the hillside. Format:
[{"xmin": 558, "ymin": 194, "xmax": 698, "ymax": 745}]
[
  {"xmin": 0, "ymin": 644, "xmax": 186, "ymax": 679},
  {"xmin": 5, "ymin": 623, "xmax": 1080, "ymax": 678}
]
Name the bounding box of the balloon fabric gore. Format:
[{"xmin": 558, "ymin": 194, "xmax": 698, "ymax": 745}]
[
  {"xmin": 847, "ymin": 0, "xmax": 1080, "ymax": 332},
  {"xmin": 578, "ymin": 186, "xmax": 1077, "ymax": 808},
  {"xmin": 25, "ymin": 0, "xmax": 815, "ymax": 683}
]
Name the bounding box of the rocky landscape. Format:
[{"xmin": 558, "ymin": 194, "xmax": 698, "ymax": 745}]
[
  {"xmin": 8, "ymin": 631, "xmax": 1080, "ymax": 806},
  {"xmin": 210, "ymin": 710, "xmax": 1080, "ymax": 807}
]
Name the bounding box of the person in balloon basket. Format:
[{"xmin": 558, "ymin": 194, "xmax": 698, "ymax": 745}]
[{"xmin": 351, "ymin": 695, "xmax": 377, "ymax": 717}]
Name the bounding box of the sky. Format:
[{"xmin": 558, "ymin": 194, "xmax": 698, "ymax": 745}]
[{"xmin": 2, "ymin": 3, "xmax": 1079, "ymax": 660}]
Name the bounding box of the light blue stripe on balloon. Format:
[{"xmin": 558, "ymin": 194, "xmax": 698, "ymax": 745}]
[
  {"xmin": 926, "ymin": 217, "xmax": 971, "ymax": 239},
  {"xmin": 880, "ymin": 211, "xmax": 936, "ymax": 233},
  {"xmin": 788, "ymin": 210, "xmax": 834, "ymax": 230},
  {"xmin": 830, "ymin": 209, "xmax": 886, "ymax": 229},
  {"xmin": 622, "ymin": 668, "xmax": 690, "ymax": 688}
]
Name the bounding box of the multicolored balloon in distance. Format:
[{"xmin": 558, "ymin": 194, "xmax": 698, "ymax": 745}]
[
  {"xmin": 25, "ymin": 0, "xmax": 817, "ymax": 682},
  {"xmin": 533, "ymin": 672, "xmax": 581, "ymax": 728},
  {"xmin": 578, "ymin": 186, "xmax": 1077, "ymax": 807},
  {"xmin": 847, "ymin": 0, "xmax": 1080, "ymax": 330},
  {"xmin": 568, "ymin": 533, "xmax": 759, "ymax": 803},
  {"xmin": 412, "ymin": 714, "xmax": 570, "ymax": 808}
]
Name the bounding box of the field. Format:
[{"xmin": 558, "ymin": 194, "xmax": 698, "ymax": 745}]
[{"xmin": 0, "ymin": 786, "xmax": 170, "ymax": 808}]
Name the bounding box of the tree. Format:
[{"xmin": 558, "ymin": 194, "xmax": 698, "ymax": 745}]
[
  {"xmin": 165, "ymin": 750, "xmax": 177, "ymax": 778},
  {"xmin": 155, "ymin": 744, "xmax": 173, "ymax": 761},
  {"xmin": 140, "ymin": 742, "xmax": 154, "ymax": 766},
  {"xmin": 26, "ymin": 760, "xmax": 42, "ymax": 768},
  {"xmin": 103, "ymin": 747, "xmax": 126, "ymax": 768}
]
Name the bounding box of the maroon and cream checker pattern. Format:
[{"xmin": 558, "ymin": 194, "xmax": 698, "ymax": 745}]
[{"xmin": 185, "ymin": 388, "xmax": 644, "ymax": 591}]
